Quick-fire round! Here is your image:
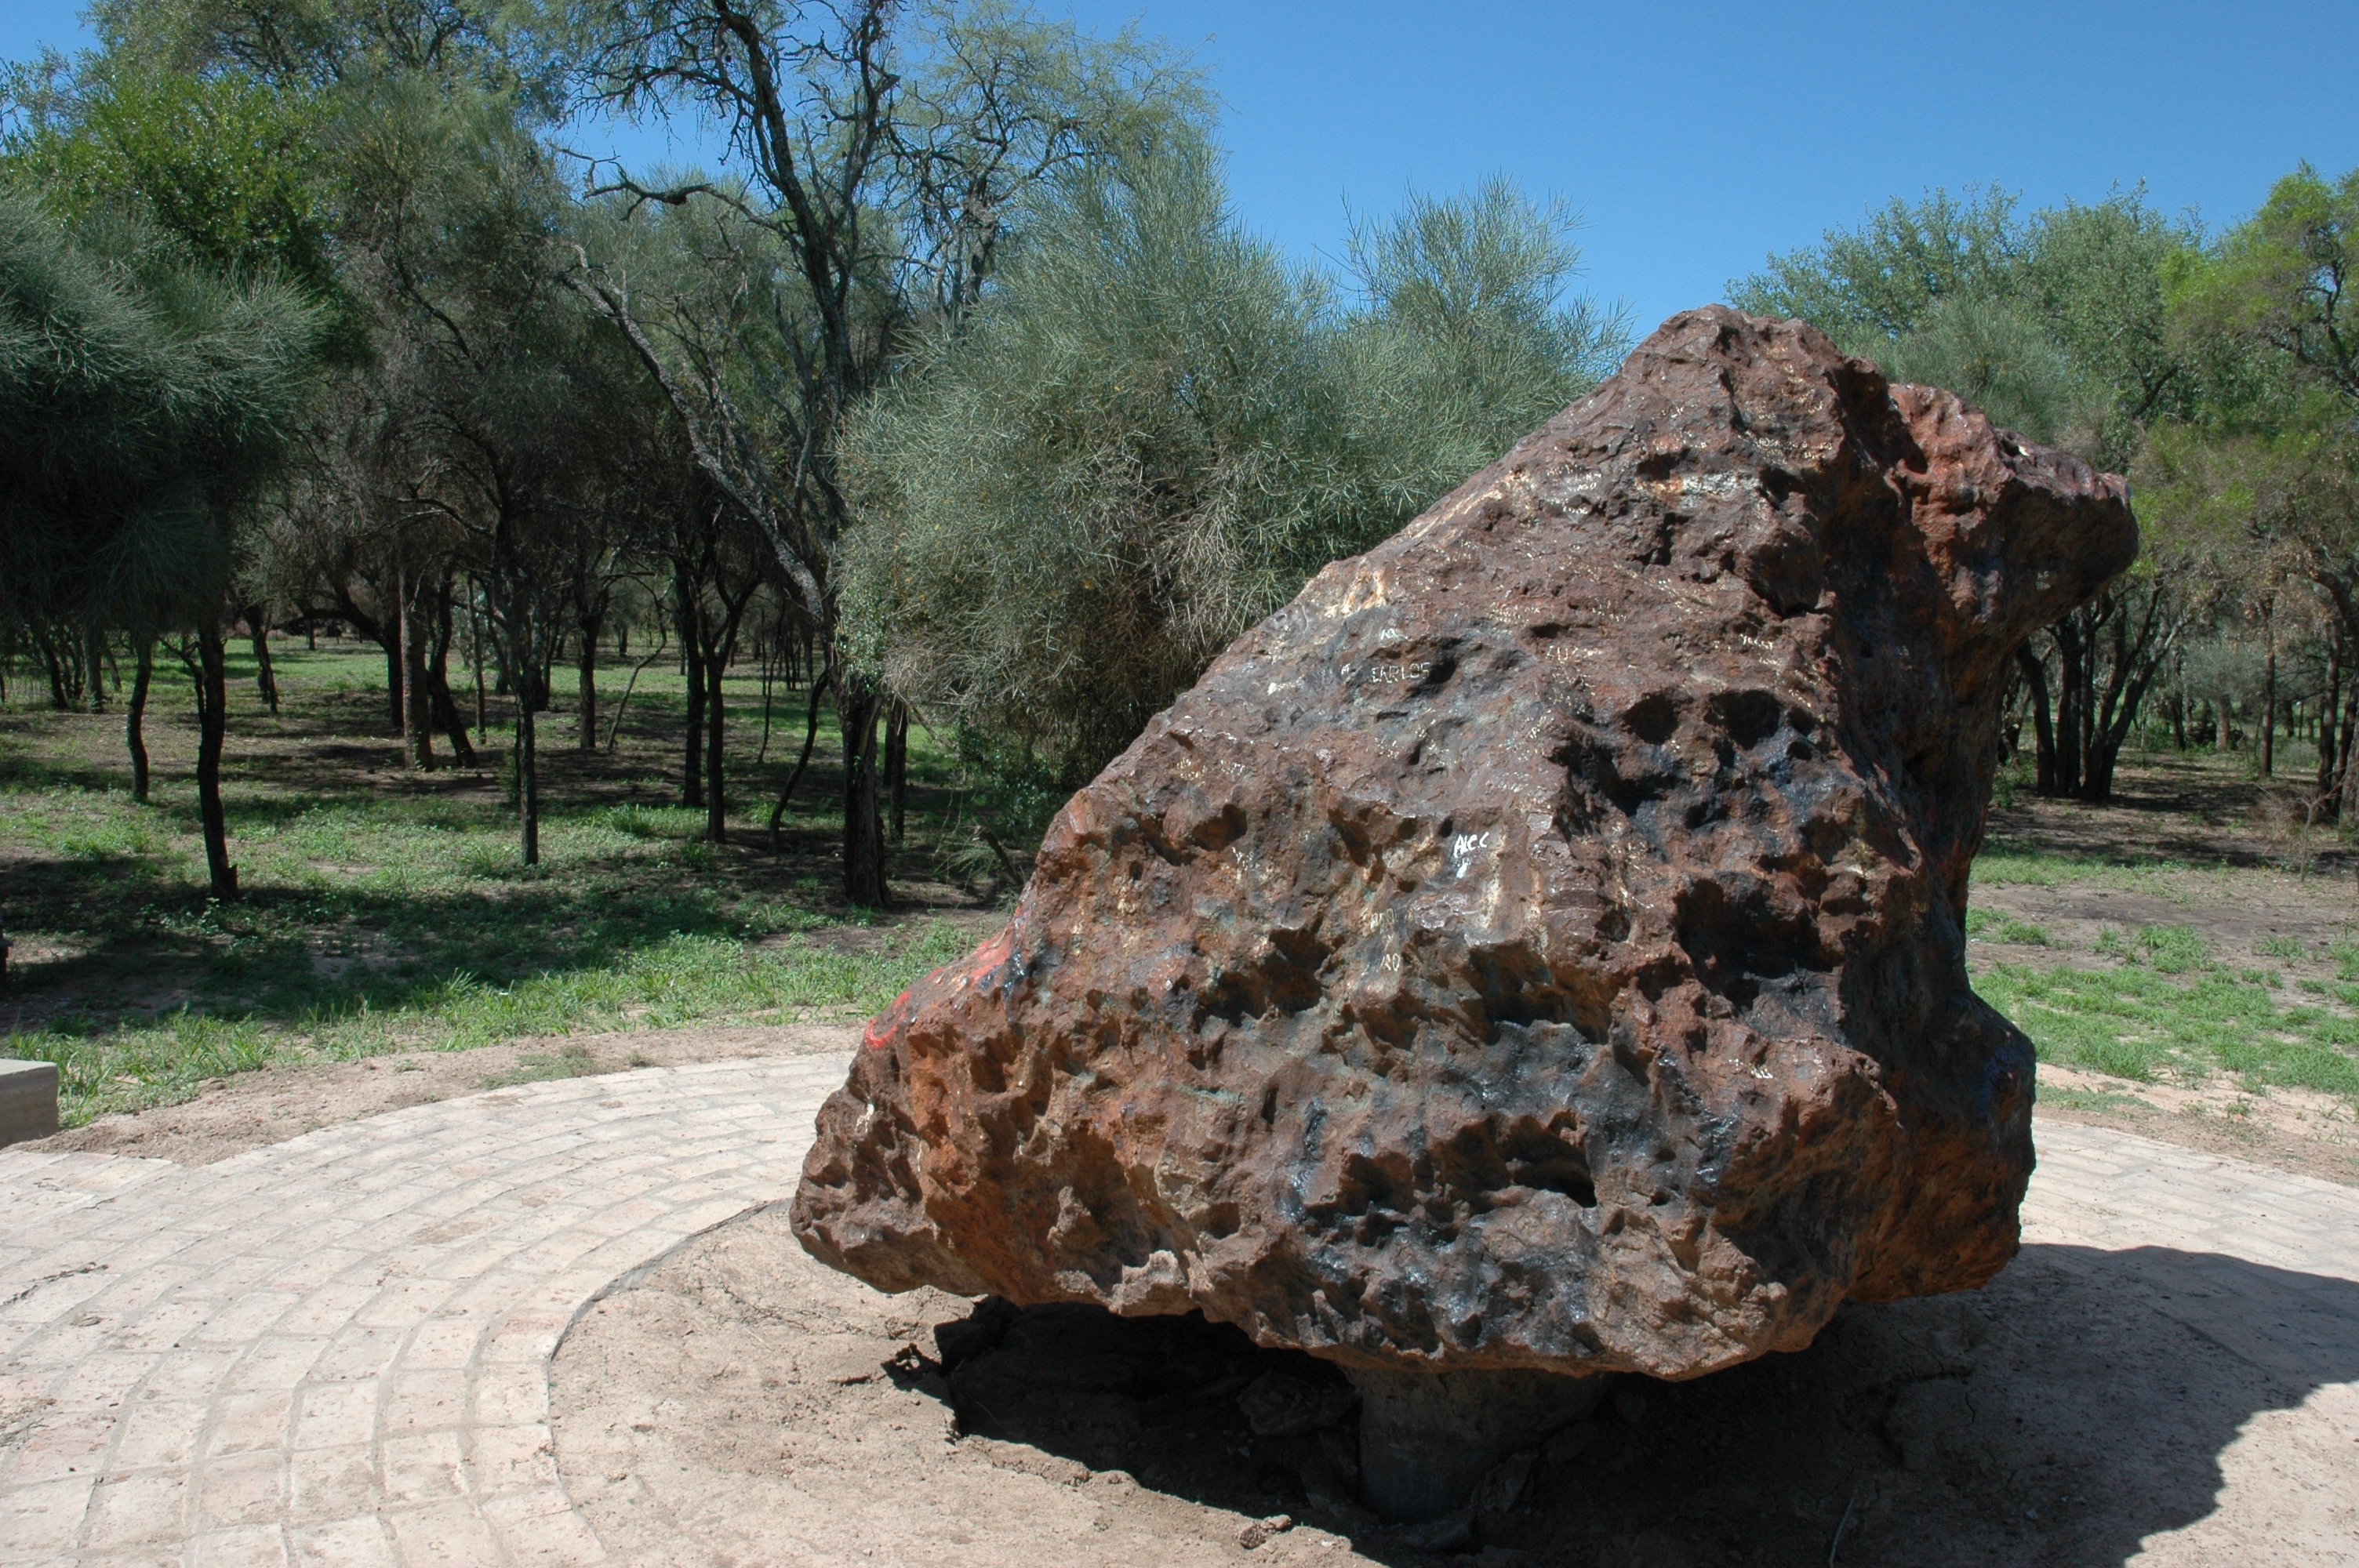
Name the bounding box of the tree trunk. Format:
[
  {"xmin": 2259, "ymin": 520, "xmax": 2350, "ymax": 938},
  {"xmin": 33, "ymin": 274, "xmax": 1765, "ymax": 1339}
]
[
  {"xmin": 2054, "ymin": 626, "xmax": 2086, "ymax": 795},
  {"xmin": 886, "ymin": 699, "xmax": 909, "ymax": 844},
  {"xmin": 705, "ymin": 651, "xmax": 729, "ymax": 844},
  {"xmin": 770, "ymin": 660, "xmax": 834, "ymax": 848},
  {"xmin": 2019, "ymin": 648, "xmax": 2058, "ymax": 797},
  {"xmin": 678, "ymin": 568, "xmax": 707, "ymax": 809},
  {"xmin": 839, "ymin": 670, "xmax": 889, "ymax": 907},
  {"xmin": 518, "ymin": 688, "xmax": 540, "ymax": 866},
  {"xmin": 127, "ymin": 638, "xmax": 153, "ymax": 803},
  {"xmin": 2261, "ymin": 613, "xmax": 2277, "ymax": 779},
  {"xmin": 423, "ymin": 581, "xmax": 477, "ymax": 766},
  {"xmin": 2168, "ymin": 688, "xmax": 2187, "ymax": 750},
  {"xmin": 682, "ymin": 648, "xmax": 707, "ymax": 808},
  {"xmin": 2074, "ymin": 587, "xmax": 2172, "ymax": 804},
  {"xmin": 2324, "ymin": 642, "xmax": 2346, "ymax": 804},
  {"xmin": 42, "ymin": 634, "xmax": 67, "ymax": 710},
  {"xmin": 191, "ymin": 626, "xmax": 238, "ymax": 900},
  {"xmin": 244, "ymin": 606, "xmax": 279, "ymax": 714},
  {"xmin": 578, "ymin": 611, "xmax": 603, "ymax": 752},
  {"xmin": 757, "ymin": 642, "xmax": 777, "ymax": 765},
  {"xmin": 400, "ymin": 567, "xmax": 433, "ymax": 771},
  {"xmin": 2342, "ymin": 696, "xmax": 2359, "ymax": 824},
  {"xmin": 84, "ymin": 622, "xmax": 106, "ymax": 714},
  {"xmin": 467, "ymin": 577, "xmax": 489, "ymax": 738},
  {"xmin": 383, "ymin": 612, "xmax": 405, "ymax": 732},
  {"xmin": 2339, "ymin": 681, "xmax": 2359, "ymax": 821}
]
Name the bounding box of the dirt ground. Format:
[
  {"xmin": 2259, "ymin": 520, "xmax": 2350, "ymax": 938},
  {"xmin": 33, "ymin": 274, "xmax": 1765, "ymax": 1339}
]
[
  {"xmin": 2036, "ymin": 1063, "xmax": 2359, "ymax": 1186},
  {"xmin": 550, "ymin": 1203, "xmax": 2359, "ymax": 1568}
]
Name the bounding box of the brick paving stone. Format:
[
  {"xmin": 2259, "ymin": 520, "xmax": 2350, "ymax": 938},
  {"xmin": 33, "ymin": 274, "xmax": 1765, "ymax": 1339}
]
[{"xmin": 0, "ymin": 1059, "xmax": 2352, "ymax": 1563}]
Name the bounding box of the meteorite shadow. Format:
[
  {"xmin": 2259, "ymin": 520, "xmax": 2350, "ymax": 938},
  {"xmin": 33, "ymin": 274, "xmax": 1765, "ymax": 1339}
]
[{"xmin": 916, "ymin": 1243, "xmax": 2359, "ymax": 1565}]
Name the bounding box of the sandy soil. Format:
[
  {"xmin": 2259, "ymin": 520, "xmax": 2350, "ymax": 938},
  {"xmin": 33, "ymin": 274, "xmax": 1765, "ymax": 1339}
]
[
  {"xmin": 550, "ymin": 1204, "xmax": 2359, "ymax": 1568},
  {"xmin": 2037, "ymin": 1065, "xmax": 2359, "ymax": 1187}
]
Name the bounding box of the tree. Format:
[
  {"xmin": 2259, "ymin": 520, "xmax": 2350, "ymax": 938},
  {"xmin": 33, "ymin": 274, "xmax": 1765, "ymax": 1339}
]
[
  {"xmin": 5, "ymin": 45, "xmax": 350, "ymax": 846},
  {"xmin": 562, "ymin": 0, "xmax": 1202, "ymax": 903},
  {"xmin": 335, "ymin": 74, "xmax": 627, "ymax": 861},
  {"xmin": 2178, "ymin": 164, "xmax": 2359, "ymax": 411},
  {"xmin": 2139, "ymin": 164, "xmax": 2359, "ymax": 813},
  {"xmin": 1733, "ymin": 188, "xmax": 2206, "ymax": 800},
  {"xmin": 0, "ymin": 194, "xmax": 323, "ymax": 898},
  {"xmin": 840, "ymin": 151, "xmax": 1628, "ymax": 814}
]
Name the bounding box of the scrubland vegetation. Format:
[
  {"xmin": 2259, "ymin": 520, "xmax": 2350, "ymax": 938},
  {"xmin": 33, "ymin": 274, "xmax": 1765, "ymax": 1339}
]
[{"xmin": 3, "ymin": 2, "xmax": 2357, "ymax": 1138}]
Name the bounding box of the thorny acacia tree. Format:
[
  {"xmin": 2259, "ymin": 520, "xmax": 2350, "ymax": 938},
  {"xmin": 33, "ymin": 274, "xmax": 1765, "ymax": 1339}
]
[
  {"xmin": 338, "ymin": 74, "xmax": 645, "ymax": 862},
  {"xmin": 3, "ymin": 49, "xmax": 332, "ymax": 897},
  {"xmin": 2146, "ymin": 164, "xmax": 2359, "ymax": 812}
]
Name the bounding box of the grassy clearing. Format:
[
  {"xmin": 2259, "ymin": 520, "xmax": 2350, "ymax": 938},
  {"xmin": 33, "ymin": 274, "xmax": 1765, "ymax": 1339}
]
[
  {"xmin": 2, "ymin": 641, "xmax": 991, "ymax": 1125},
  {"xmin": 23, "ymin": 923, "xmax": 972, "ymax": 1123},
  {"xmin": 1971, "ymin": 845, "xmax": 2202, "ymax": 895},
  {"xmin": 1965, "ymin": 908, "xmax": 2051, "ymax": 946},
  {"xmin": 1978, "ymin": 924, "xmax": 2359, "ymax": 1100}
]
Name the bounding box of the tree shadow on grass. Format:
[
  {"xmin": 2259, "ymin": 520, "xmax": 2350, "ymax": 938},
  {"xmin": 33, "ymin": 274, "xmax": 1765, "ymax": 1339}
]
[
  {"xmin": 0, "ymin": 675, "xmax": 987, "ymax": 1068},
  {"xmin": 917, "ymin": 1243, "xmax": 2359, "ymax": 1565},
  {"xmin": 1986, "ymin": 750, "xmax": 2357, "ymax": 875},
  {"xmin": 0, "ymin": 820, "xmax": 967, "ymax": 1043}
]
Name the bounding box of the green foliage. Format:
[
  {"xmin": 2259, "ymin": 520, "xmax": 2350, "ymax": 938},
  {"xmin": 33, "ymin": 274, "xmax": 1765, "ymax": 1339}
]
[
  {"xmin": 0, "ymin": 191, "xmax": 325, "ymax": 636},
  {"xmin": 3, "ymin": 56, "xmax": 333, "ymax": 292},
  {"xmin": 1732, "ymin": 186, "xmax": 2023, "ymax": 345},
  {"xmin": 841, "ymin": 140, "xmax": 1345, "ymax": 777},
  {"xmin": 1731, "ymin": 187, "xmax": 2201, "ymax": 467},
  {"xmin": 841, "ymin": 143, "xmax": 1627, "ymax": 795},
  {"xmin": 1339, "ymin": 176, "xmax": 1627, "ymax": 490},
  {"xmin": 2172, "ymin": 162, "xmax": 2359, "ymax": 412},
  {"xmin": 1877, "ymin": 289, "xmax": 2089, "ymax": 448},
  {"xmin": 84, "ymin": 0, "xmax": 550, "ymax": 103}
]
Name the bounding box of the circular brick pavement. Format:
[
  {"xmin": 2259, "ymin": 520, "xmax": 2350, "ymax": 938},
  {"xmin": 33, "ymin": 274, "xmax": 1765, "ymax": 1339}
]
[{"xmin": 0, "ymin": 1055, "xmax": 2354, "ymax": 1565}]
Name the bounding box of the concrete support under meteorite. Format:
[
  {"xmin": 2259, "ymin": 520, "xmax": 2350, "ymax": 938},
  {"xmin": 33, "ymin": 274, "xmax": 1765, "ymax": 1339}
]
[{"xmin": 790, "ymin": 307, "xmax": 2139, "ymax": 1521}]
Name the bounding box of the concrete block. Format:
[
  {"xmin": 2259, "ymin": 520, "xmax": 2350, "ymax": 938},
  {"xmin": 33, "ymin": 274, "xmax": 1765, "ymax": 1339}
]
[{"xmin": 0, "ymin": 1058, "xmax": 60, "ymax": 1147}]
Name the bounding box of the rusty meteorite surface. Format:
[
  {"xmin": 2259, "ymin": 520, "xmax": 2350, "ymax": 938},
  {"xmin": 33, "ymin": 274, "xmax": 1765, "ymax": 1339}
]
[{"xmin": 792, "ymin": 307, "xmax": 2138, "ymax": 1382}]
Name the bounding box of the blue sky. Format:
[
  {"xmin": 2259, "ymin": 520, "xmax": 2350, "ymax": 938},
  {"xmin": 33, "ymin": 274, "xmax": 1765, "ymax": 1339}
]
[{"xmin": 7, "ymin": 1, "xmax": 2355, "ymax": 332}]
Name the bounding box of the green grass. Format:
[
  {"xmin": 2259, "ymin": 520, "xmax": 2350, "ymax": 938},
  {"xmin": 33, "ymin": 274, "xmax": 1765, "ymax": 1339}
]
[
  {"xmin": 19, "ymin": 923, "xmax": 971, "ymax": 1123},
  {"xmin": 1979, "ymin": 920, "xmax": 2359, "ymax": 1100},
  {"xmin": 1965, "ymin": 908, "xmax": 2051, "ymax": 946},
  {"xmin": 2, "ymin": 641, "xmax": 987, "ymax": 1125},
  {"xmin": 1971, "ymin": 846, "xmax": 2197, "ymax": 895}
]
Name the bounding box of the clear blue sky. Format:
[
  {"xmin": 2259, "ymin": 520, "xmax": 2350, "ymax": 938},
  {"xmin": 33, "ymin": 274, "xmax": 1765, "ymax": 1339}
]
[{"xmin": 7, "ymin": 1, "xmax": 2354, "ymax": 332}]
